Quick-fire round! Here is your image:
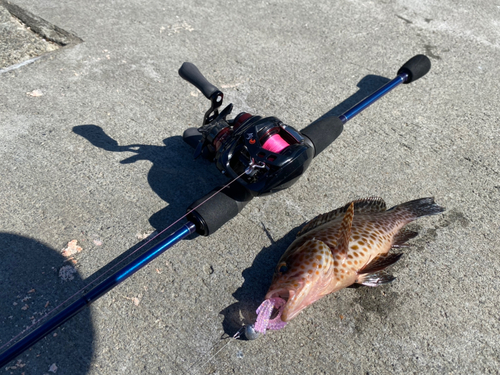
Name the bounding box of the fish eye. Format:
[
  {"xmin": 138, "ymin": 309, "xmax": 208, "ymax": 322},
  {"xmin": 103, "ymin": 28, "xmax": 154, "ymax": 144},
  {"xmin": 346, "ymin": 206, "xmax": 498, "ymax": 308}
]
[{"xmin": 279, "ymin": 265, "xmax": 288, "ymax": 273}]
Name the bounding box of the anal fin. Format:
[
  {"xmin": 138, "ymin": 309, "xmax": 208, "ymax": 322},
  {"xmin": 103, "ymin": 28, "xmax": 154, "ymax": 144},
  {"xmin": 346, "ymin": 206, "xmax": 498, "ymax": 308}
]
[{"xmin": 392, "ymin": 229, "xmax": 418, "ymax": 248}]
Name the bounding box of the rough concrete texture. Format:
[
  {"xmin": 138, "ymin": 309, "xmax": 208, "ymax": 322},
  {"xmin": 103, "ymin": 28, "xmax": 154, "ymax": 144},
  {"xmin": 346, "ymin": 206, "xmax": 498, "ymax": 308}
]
[
  {"xmin": 0, "ymin": 3, "xmax": 59, "ymax": 69},
  {"xmin": 0, "ymin": 0, "xmax": 499, "ymax": 374}
]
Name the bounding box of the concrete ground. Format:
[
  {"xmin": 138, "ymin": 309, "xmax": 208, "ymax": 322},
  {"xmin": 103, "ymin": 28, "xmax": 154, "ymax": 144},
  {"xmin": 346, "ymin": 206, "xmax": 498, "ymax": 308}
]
[{"xmin": 1, "ymin": 0, "xmax": 499, "ymax": 374}]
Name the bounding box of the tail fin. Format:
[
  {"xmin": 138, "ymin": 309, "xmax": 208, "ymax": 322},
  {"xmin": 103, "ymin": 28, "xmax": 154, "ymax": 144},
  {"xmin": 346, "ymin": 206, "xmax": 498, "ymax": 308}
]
[{"xmin": 390, "ymin": 197, "xmax": 445, "ymax": 218}]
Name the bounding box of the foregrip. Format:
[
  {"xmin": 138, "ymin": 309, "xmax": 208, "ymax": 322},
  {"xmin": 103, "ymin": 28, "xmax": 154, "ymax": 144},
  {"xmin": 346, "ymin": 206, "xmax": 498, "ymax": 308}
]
[
  {"xmin": 300, "ymin": 115, "xmax": 344, "ymax": 157},
  {"xmin": 187, "ymin": 183, "xmax": 254, "ymax": 236}
]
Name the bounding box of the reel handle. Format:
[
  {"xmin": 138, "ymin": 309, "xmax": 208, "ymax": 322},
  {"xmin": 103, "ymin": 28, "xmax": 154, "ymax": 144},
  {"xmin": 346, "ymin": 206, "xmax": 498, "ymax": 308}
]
[{"xmin": 179, "ymin": 62, "xmax": 220, "ymax": 99}]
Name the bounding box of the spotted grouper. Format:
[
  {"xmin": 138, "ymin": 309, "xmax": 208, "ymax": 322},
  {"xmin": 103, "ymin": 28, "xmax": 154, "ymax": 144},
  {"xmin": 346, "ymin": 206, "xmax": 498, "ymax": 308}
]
[{"xmin": 247, "ymin": 197, "xmax": 444, "ymax": 337}]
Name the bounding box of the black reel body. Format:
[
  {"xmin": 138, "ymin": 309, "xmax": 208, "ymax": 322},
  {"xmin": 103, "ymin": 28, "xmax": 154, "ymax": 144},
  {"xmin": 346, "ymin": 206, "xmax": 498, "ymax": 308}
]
[{"xmin": 186, "ymin": 102, "xmax": 314, "ymax": 197}]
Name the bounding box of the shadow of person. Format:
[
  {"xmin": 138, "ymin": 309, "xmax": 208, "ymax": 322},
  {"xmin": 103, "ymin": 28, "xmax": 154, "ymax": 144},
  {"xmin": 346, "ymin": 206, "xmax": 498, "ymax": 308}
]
[
  {"xmin": 0, "ymin": 233, "xmax": 93, "ymax": 372},
  {"xmin": 72, "ymin": 125, "xmax": 227, "ymax": 231}
]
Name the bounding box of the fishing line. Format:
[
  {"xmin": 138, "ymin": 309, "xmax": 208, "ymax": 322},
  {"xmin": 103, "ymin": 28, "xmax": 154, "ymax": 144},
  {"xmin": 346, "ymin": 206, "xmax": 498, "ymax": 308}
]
[
  {"xmin": 187, "ymin": 327, "xmax": 244, "ymax": 374},
  {"xmin": 0, "ymin": 170, "xmax": 248, "ymax": 354}
]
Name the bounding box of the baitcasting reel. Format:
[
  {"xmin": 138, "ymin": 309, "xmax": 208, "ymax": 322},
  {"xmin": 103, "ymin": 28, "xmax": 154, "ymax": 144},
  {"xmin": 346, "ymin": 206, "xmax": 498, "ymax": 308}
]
[
  {"xmin": 180, "ymin": 62, "xmax": 315, "ymax": 197},
  {"xmin": 179, "ymin": 56, "xmax": 431, "ymax": 235}
]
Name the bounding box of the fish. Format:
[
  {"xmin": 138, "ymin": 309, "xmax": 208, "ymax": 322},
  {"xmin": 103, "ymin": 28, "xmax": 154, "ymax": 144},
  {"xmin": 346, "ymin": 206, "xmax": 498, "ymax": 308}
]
[{"xmin": 253, "ymin": 197, "xmax": 445, "ymax": 334}]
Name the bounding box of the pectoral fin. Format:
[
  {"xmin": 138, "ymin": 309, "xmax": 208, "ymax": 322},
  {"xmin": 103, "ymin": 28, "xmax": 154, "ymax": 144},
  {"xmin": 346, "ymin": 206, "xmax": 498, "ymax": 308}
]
[
  {"xmin": 358, "ymin": 253, "xmax": 403, "ymax": 274},
  {"xmin": 356, "ymin": 271, "xmax": 396, "ymax": 287}
]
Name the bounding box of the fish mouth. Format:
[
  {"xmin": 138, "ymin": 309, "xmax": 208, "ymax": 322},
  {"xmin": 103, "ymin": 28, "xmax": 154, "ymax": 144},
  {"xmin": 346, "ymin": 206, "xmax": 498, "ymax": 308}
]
[
  {"xmin": 266, "ymin": 279, "xmax": 315, "ymax": 322},
  {"xmin": 267, "ymin": 288, "xmax": 292, "ymax": 303},
  {"xmin": 265, "ymin": 288, "xmax": 295, "ymax": 321}
]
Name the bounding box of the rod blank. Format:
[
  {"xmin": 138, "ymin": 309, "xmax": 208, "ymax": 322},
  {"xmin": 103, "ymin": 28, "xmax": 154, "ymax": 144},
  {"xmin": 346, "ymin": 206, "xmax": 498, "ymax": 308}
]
[{"xmin": 0, "ymin": 223, "xmax": 196, "ymax": 368}]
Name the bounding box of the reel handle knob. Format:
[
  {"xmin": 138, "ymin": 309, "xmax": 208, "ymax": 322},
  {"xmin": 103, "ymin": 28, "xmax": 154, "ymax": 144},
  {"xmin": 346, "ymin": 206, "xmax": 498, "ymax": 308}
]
[
  {"xmin": 398, "ymin": 54, "xmax": 431, "ymax": 84},
  {"xmin": 179, "ymin": 62, "xmax": 220, "ymax": 99}
]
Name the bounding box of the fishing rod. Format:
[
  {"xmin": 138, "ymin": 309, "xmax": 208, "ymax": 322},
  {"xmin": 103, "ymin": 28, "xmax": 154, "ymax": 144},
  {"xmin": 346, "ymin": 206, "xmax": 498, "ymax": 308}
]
[{"xmin": 0, "ymin": 54, "xmax": 431, "ymax": 367}]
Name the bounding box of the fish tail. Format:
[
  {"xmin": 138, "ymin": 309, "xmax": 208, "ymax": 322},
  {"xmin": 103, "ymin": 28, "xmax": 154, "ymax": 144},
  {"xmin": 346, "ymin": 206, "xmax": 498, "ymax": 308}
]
[{"xmin": 391, "ymin": 197, "xmax": 445, "ymax": 219}]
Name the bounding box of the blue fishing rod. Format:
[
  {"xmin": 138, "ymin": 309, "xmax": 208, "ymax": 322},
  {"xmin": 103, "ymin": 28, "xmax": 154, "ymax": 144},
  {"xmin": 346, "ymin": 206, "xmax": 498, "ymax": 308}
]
[{"xmin": 0, "ymin": 55, "xmax": 430, "ymax": 367}]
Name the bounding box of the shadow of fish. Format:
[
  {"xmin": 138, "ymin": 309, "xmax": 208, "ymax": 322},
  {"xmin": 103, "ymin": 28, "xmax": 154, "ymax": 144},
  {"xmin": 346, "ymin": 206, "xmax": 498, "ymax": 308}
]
[{"xmin": 253, "ymin": 197, "xmax": 445, "ymax": 334}]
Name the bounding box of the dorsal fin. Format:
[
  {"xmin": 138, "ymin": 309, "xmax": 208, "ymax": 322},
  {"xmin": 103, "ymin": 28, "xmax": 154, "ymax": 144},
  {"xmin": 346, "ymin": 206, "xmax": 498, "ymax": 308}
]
[
  {"xmin": 335, "ymin": 202, "xmax": 354, "ymax": 259},
  {"xmin": 352, "ymin": 196, "xmax": 386, "ymax": 214},
  {"xmin": 296, "ymin": 197, "xmax": 386, "ymax": 237}
]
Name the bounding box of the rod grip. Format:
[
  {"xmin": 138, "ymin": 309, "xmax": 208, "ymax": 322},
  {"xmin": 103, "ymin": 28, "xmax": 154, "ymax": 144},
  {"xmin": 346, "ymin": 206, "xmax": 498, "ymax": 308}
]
[
  {"xmin": 398, "ymin": 55, "xmax": 431, "ymax": 84},
  {"xmin": 179, "ymin": 62, "xmax": 220, "ymax": 99},
  {"xmin": 300, "ymin": 115, "xmax": 344, "ymax": 157},
  {"xmin": 187, "ymin": 183, "xmax": 254, "ymax": 236}
]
